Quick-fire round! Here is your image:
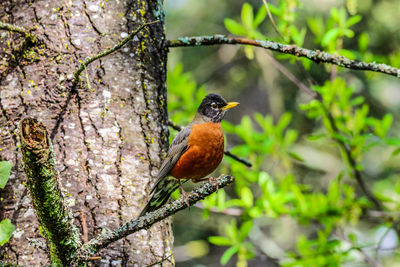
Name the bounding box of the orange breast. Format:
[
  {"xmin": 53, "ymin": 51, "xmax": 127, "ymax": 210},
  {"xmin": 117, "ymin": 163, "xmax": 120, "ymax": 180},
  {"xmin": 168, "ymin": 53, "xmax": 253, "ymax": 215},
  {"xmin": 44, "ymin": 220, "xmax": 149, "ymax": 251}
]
[{"xmin": 170, "ymin": 122, "xmax": 224, "ymax": 180}]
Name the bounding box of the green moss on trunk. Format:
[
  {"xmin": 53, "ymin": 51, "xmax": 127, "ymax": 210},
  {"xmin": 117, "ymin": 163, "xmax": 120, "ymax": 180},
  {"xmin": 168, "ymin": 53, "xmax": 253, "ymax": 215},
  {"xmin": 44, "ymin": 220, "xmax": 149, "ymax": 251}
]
[{"xmin": 20, "ymin": 118, "xmax": 81, "ymax": 266}]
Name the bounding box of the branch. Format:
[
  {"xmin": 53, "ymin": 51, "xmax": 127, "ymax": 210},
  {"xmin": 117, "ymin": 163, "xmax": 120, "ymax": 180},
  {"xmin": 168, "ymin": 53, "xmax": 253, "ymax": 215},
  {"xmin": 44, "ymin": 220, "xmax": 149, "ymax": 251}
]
[
  {"xmin": 0, "ymin": 22, "xmax": 40, "ymax": 44},
  {"xmin": 194, "ymin": 202, "xmax": 243, "ymax": 216},
  {"xmin": 168, "ymin": 120, "xmax": 252, "ymax": 167},
  {"xmin": 0, "ymin": 261, "xmax": 20, "ymax": 267},
  {"xmin": 75, "ymin": 175, "xmax": 234, "ymax": 263},
  {"xmin": 19, "ymin": 118, "xmax": 81, "ymax": 266},
  {"xmin": 71, "ymin": 20, "xmax": 160, "ymax": 88},
  {"xmin": 170, "ymin": 36, "xmax": 383, "ymax": 210},
  {"xmin": 166, "ymin": 35, "xmax": 400, "ymax": 78}
]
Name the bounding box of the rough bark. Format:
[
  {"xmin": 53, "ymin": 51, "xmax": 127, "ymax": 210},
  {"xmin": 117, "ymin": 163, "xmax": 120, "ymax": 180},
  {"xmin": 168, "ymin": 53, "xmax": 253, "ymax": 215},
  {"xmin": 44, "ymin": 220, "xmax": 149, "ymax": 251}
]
[{"xmin": 0, "ymin": 0, "xmax": 173, "ymax": 266}]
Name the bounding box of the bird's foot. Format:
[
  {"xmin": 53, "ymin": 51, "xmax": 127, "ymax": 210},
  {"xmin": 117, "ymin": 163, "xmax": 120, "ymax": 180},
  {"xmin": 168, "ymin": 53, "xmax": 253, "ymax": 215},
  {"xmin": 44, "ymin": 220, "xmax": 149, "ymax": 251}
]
[{"xmin": 178, "ymin": 181, "xmax": 190, "ymax": 207}]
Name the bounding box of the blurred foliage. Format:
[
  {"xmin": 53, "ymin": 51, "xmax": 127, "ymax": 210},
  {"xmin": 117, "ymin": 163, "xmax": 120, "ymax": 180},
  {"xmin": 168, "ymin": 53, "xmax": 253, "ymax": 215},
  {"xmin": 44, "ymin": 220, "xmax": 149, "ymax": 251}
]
[
  {"xmin": 0, "ymin": 161, "xmax": 14, "ymax": 246},
  {"xmin": 0, "ymin": 161, "xmax": 12, "ymax": 189},
  {"xmin": 166, "ymin": 0, "xmax": 400, "ymax": 266}
]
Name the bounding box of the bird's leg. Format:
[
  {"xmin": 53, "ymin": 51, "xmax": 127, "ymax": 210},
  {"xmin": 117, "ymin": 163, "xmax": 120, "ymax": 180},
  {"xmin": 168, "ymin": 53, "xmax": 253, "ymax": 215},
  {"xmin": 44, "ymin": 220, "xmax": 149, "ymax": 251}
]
[
  {"xmin": 194, "ymin": 176, "xmax": 219, "ymax": 191},
  {"xmin": 178, "ymin": 180, "xmax": 190, "ymax": 207}
]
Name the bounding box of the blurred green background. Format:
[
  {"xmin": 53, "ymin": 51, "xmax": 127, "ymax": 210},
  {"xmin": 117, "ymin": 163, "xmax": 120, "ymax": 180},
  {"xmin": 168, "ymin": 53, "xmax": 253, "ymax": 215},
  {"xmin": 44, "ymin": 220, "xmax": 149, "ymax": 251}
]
[{"xmin": 163, "ymin": 0, "xmax": 400, "ymax": 266}]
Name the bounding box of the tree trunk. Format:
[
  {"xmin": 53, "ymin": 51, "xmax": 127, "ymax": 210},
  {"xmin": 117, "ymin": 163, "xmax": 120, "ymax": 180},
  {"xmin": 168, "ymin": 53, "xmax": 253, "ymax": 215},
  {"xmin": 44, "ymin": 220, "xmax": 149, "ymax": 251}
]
[{"xmin": 0, "ymin": 0, "xmax": 173, "ymax": 266}]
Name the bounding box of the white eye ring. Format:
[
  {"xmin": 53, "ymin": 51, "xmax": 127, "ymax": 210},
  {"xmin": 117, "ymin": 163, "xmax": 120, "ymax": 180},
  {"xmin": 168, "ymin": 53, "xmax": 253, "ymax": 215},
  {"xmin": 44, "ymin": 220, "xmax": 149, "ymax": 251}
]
[{"xmin": 211, "ymin": 102, "xmax": 218, "ymax": 109}]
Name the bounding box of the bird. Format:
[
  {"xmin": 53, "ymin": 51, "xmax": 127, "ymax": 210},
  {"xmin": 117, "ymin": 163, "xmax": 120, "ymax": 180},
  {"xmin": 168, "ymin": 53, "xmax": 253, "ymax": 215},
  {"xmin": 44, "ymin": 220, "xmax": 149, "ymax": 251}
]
[{"xmin": 139, "ymin": 93, "xmax": 239, "ymax": 216}]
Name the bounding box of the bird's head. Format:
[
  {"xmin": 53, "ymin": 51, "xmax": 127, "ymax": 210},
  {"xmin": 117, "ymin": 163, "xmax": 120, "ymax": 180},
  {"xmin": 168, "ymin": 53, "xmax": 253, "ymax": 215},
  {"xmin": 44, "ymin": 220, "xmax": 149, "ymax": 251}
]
[{"xmin": 196, "ymin": 93, "xmax": 239, "ymax": 123}]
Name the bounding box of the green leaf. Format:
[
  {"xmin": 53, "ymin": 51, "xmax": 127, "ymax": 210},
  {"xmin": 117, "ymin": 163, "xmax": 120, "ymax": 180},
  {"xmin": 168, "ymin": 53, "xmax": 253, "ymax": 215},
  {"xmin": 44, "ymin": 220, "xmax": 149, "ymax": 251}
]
[
  {"xmin": 385, "ymin": 138, "xmax": 400, "ymax": 146},
  {"xmin": 0, "ymin": 161, "xmax": 12, "ymax": 189},
  {"xmin": 348, "ymin": 233, "xmax": 357, "ymax": 243},
  {"xmin": 343, "ymin": 28, "xmax": 355, "ymax": 38},
  {"xmin": 0, "ymin": 219, "xmax": 14, "ymax": 246},
  {"xmin": 340, "ymin": 49, "xmax": 356, "ymax": 60},
  {"xmin": 307, "ymin": 17, "xmax": 324, "ymax": 39},
  {"xmin": 287, "ymin": 151, "xmax": 304, "ymax": 162},
  {"xmin": 239, "ymin": 220, "xmax": 253, "ymax": 241},
  {"xmin": 248, "ymin": 206, "xmax": 263, "ymax": 218},
  {"xmin": 253, "ymin": 5, "xmax": 267, "ymax": 28},
  {"xmin": 277, "ymin": 112, "xmax": 292, "ymax": 134},
  {"xmin": 254, "ymin": 30, "xmax": 266, "ymax": 40},
  {"xmin": 225, "ymin": 220, "xmax": 238, "ymax": 242},
  {"xmin": 289, "ymin": 25, "xmax": 307, "ymax": 46},
  {"xmin": 307, "ymin": 133, "xmax": 326, "ymax": 141},
  {"xmin": 358, "ymin": 32, "xmax": 369, "ymax": 53},
  {"xmin": 321, "ymin": 28, "xmax": 340, "ymax": 47},
  {"xmin": 330, "ymin": 8, "xmax": 340, "ymax": 22},
  {"xmin": 244, "ymin": 46, "xmax": 254, "ymax": 59},
  {"xmin": 267, "ymin": 3, "xmax": 281, "ymax": 16},
  {"xmin": 224, "ymin": 18, "xmax": 247, "ymax": 36},
  {"xmin": 350, "ymin": 96, "xmax": 365, "ymax": 106},
  {"xmin": 217, "ymin": 189, "xmax": 227, "ymax": 210},
  {"xmin": 338, "ymin": 7, "xmax": 348, "ymax": 25},
  {"xmin": 209, "ymin": 236, "xmax": 231, "ymax": 246},
  {"xmin": 392, "ymin": 148, "xmax": 400, "ymax": 157},
  {"xmin": 328, "ymin": 179, "xmax": 340, "ymax": 204},
  {"xmin": 346, "ymin": 15, "xmax": 362, "ymax": 27},
  {"xmin": 241, "ymin": 3, "xmax": 254, "ymax": 29},
  {"xmin": 221, "ymin": 245, "xmax": 239, "ymax": 265},
  {"xmin": 240, "ymin": 187, "xmax": 254, "ymax": 207},
  {"xmin": 382, "ymin": 113, "xmax": 393, "ymax": 137}
]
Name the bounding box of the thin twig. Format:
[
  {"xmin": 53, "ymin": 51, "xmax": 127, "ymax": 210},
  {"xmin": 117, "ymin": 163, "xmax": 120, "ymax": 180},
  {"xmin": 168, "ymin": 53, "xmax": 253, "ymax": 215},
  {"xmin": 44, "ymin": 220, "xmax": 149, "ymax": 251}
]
[
  {"xmin": 80, "ymin": 211, "xmax": 89, "ymax": 243},
  {"xmin": 223, "ymin": 151, "xmax": 252, "ymax": 167},
  {"xmin": 0, "ymin": 21, "xmax": 40, "ymax": 43},
  {"xmin": 71, "ymin": 20, "xmax": 160, "ymax": 88},
  {"xmin": 260, "ymin": 1, "xmax": 317, "ymax": 89},
  {"xmin": 75, "ymin": 175, "xmax": 234, "ymax": 263},
  {"xmin": 263, "ymin": 52, "xmax": 317, "ymax": 97},
  {"xmin": 51, "ymin": 21, "xmax": 160, "ymax": 140},
  {"xmin": 145, "ymin": 254, "xmax": 173, "ymax": 267},
  {"xmin": 375, "ymin": 225, "xmax": 393, "ymax": 257},
  {"xmin": 368, "ymin": 210, "xmax": 400, "ymax": 218},
  {"xmin": 261, "ymin": 0, "xmax": 285, "ymax": 40},
  {"xmin": 338, "ymin": 230, "xmax": 382, "ymax": 267},
  {"xmin": 166, "ymin": 35, "xmax": 400, "ymax": 78},
  {"xmin": 194, "ymin": 202, "xmax": 243, "ymax": 216},
  {"xmin": 168, "ymin": 119, "xmax": 252, "ymax": 167},
  {"xmin": 83, "ymin": 64, "xmax": 93, "ymax": 92},
  {"xmin": 167, "ymin": 119, "xmax": 183, "ymax": 131}
]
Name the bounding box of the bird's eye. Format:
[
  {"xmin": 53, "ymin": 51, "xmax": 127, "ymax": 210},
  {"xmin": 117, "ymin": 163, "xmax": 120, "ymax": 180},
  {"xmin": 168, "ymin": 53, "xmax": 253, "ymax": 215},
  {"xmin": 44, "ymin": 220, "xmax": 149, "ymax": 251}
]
[{"xmin": 211, "ymin": 102, "xmax": 218, "ymax": 109}]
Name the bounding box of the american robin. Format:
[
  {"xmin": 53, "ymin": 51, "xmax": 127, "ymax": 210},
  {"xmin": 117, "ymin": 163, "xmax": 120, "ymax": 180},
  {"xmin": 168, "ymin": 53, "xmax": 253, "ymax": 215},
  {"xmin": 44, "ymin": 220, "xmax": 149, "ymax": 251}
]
[{"xmin": 139, "ymin": 93, "xmax": 239, "ymax": 216}]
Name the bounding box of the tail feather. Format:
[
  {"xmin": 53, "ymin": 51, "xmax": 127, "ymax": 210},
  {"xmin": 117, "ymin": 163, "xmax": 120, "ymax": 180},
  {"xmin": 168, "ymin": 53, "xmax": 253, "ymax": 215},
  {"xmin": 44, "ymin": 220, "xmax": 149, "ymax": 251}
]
[{"xmin": 139, "ymin": 176, "xmax": 179, "ymax": 217}]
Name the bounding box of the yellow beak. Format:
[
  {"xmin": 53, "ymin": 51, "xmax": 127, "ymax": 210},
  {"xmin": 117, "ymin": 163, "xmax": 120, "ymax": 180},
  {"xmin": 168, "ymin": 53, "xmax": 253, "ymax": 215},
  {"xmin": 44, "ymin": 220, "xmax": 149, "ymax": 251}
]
[{"xmin": 221, "ymin": 102, "xmax": 240, "ymax": 110}]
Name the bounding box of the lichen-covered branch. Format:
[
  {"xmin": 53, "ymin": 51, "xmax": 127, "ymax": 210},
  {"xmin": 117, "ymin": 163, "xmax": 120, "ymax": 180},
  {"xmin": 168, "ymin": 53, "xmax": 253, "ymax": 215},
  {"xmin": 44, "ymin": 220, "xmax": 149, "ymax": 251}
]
[
  {"xmin": 168, "ymin": 120, "xmax": 252, "ymax": 167},
  {"xmin": 166, "ymin": 35, "xmax": 400, "ymax": 78},
  {"xmin": 19, "ymin": 118, "xmax": 81, "ymax": 265},
  {"xmin": 0, "ymin": 261, "xmax": 19, "ymax": 267},
  {"xmin": 71, "ymin": 20, "xmax": 159, "ymax": 88},
  {"xmin": 0, "ymin": 22, "xmax": 40, "ymax": 44},
  {"xmin": 75, "ymin": 175, "xmax": 234, "ymax": 263}
]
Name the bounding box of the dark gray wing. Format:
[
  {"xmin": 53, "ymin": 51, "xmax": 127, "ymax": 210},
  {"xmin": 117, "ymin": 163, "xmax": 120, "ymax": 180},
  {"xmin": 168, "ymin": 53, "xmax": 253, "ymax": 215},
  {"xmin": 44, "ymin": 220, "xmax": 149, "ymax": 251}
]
[
  {"xmin": 139, "ymin": 125, "xmax": 192, "ymax": 216},
  {"xmin": 153, "ymin": 125, "xmax": 192, "ymax": 187}
]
